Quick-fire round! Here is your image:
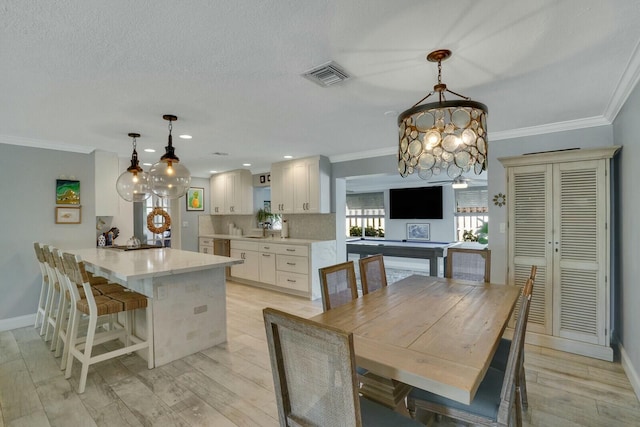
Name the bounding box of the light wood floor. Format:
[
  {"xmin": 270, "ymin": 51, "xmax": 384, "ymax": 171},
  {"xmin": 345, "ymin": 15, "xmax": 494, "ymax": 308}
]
[{"xmin": 1, "ymin": 281, "xmax": 639, "ymax": 426}]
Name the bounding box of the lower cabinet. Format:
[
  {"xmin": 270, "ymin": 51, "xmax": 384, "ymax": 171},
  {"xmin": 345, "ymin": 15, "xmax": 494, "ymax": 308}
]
[{"xmin": 228, "ymin": 239, "xmax": 336, "ymax": 299}]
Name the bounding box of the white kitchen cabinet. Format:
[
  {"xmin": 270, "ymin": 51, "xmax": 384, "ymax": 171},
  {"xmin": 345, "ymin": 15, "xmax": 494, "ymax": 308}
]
[
  {"xmin": 271, "ymin": 155, "xmax": 330, "ymax": 214},
  {"xmin": 228, "ymin": 238, "xmax": 335, "ymax": 299},
  {"xmin": 209, "ymin": 169, "xmax": 253, "ymax": 215},
  {"xmin": 210, "ymin": 174, "xmax": 226, "ymax": 214},
  {"xmin": 270, "ymin": 161, "xmax": 294, "ymax": 214},
  {"xmin": 230, "ymin": 240, "xmax": 260, "ymax": 282},
  {"xmin": 94, "ymin": 150, "xmax": 120, "ymax": 217},
  {"xmin": 199, "ymin": 237, "xmax": 214, "ymax": 254},
  {"xmin": 258, "ymin": 252, "xmax": 276, "ymax": 285},
  {"xmin": 499, "ymin": 146, "xmax": 620, "ymax": 361}
]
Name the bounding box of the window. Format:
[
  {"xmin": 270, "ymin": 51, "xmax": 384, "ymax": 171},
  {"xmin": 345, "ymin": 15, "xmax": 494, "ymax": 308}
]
[
  {"xmin": 346, "ymin": 192, "xmax": 385, "ymax": 238},
  {"xmin": 454, "ymin": 187, "xmax": 488, "ymax": 242}
]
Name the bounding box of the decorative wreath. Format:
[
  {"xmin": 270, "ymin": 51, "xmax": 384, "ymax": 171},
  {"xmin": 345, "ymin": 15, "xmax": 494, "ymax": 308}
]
[{"xmin": 147, "ymin": 207, "xmax": 171, "ymax": 234}]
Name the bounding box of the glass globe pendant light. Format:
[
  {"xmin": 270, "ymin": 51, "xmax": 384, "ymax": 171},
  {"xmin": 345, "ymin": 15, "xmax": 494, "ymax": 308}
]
[
  {"xmin": 149, "ymin": 114, "xmax": 191, "ymax": 199},
  {"xmin": 116, "ymin": 132, "xmax": 152, "ymax": 202}
]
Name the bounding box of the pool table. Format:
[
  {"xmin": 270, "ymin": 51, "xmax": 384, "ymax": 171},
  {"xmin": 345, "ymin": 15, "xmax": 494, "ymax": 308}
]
[{"xmin": 346, "ymin": 238, "xmax": 453, "ymax": 276}]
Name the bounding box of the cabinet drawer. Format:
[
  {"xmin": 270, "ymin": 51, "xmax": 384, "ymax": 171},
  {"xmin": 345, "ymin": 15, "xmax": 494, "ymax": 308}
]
[
  {"xmin": 230, "ymin": 240, "xmax": 260, "ymax": 251},
  {"xmin": 276, "ymin": 271, "xmax": 308, "ymax": 292},
  {"xmin": 199, "ymin": 237, "xmax": 214, "ymax": 246},
  {"xmin": 272, "ymin": 244, "xmax": 309, "ymax": 257},
  {"xmin": 276, "ymin": 255, "xmax": 308, "ymax": 274}
]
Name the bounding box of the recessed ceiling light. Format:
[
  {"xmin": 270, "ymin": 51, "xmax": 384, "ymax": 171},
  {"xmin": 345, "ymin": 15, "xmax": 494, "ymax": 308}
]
[
  {"xmin": 384, "ymin": 110, "xmax": 398, "ymax": 116},
  {"xmin": 179, "ymin": 134, "xmax": 192, "ymax": 139},
  {"xmin": 142, "ymin": 162, "xmax": 152, "ymax": 166},
  {"xmin": 284, "ymin": 155, "xmax": 293, "ymax": 159},
  {"xmin": 209, "ymin": 170, "xmax": 218, "ymax": 174},
  {"xmin": 144, "ymin": 148, "xmax": 156, "ymax": 153},
  {"xmin": 242, "ymin": 163, "xmax": 251, "ymax": 167}
]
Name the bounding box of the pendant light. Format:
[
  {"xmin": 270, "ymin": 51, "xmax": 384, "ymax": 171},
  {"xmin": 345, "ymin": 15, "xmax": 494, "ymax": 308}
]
[
  {"xmin": 116, "ymin": 132, "xmax": 151, "ymax": 202},
  {"xmin": 398, "ymin": 49, "xmax": 488, "ymax": 181},
  {"xmin": 149, "ymin": 114, "xmax": 191, "ymax": 199}
]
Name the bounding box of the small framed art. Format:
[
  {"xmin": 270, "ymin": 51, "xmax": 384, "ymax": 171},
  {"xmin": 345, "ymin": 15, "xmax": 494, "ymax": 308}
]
[
  {"xmin": 56, "ymin": 206, "xmax": 81, "ymax": 224},
  {"xmin": 407, "ymin": 223, "xmax": 430, "ymax": 241},
  {"xmin": 186, "ymin": 187, "xmax": 205, "ymax": 211},
  {"xmin": 56, "ymin": 179, "xmax": 80, "ymax": 205}
]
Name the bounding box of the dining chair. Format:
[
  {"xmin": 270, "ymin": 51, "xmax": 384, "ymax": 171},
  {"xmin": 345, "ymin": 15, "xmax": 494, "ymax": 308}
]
[
  {"xmin": 490, "ymin": 265, "xmax": 538, "ymax": 411},
  {"xmin": 263, "ymin": 307, "xmax": 423, "ymax": 427},
  {"xmin": 445, "ymin": 247, "xmax": 491, "ymax": 282},
  {"xmin": 33, "ymin": 242, "xmax": 50, "ymax": 333},
  {"xmin": 406, "ymin": 272, "xmax": 535, "ymax": 426},
  {"xmin": 359, "ymin": 254, "xmax": 388, "ymax": 294},
  {"xmin": 318, "ymin": 261, "xmax": 358, "ymax": 311},
  {"xmin": 63, "ymin": 252, "xmax": 153, "ymax": 393}
]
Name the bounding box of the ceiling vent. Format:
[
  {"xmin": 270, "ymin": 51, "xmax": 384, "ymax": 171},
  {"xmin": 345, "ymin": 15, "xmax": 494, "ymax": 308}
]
[{"xmin": 302, "ymin": 61, "xmax": 351, "ymax": 87}]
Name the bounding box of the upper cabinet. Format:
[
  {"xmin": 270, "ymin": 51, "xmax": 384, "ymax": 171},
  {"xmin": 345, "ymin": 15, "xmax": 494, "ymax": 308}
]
[
  {"xmin": 94, "ymin": 150, "xmax": 120, "ymax": 217},
  {"xmin": 210, "ymin": 169, "xmax": 253, "ymax": 215},
  {"xmin": 271, "ymin": 155, "xmax": 330, "ymax": 214}
]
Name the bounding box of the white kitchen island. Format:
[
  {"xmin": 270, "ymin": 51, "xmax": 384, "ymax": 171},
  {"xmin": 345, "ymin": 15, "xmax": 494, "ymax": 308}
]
[{"xmin": 68, "ymin": 247, "xmax": 242, "ymax": 367}]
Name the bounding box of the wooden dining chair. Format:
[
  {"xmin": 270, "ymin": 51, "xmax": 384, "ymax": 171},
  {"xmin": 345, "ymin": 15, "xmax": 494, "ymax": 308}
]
[
  {"xmin": 318, "ymin": 261, "xmax": 358, "ymax": 312},
  {"xmin": 490, "ymin": 265, "xmax": 538, "ymax": 411},
  {"xmin": 63, "ymin": 252, "xmax": 153, "ymax": 393},
  {"xmin": 359, "ymin": 254, "xmax": 388, "ymax": 294},
  {"xmin": 407, "ymin": 271, "xmax": 535, "ymax": 426},
  {"xmin": 263, "ymin": 307, "xmax": 423, "ymax": 427},
  {"xmin": 446, "ymin": 247, "xmax": 491, "ymax": 282}
]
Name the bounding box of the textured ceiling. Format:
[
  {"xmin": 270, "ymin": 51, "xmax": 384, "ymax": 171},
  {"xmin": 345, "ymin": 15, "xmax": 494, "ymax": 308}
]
[{"xmin": 1, "ymin": 0, "xmax": 640, "ymax": 179}]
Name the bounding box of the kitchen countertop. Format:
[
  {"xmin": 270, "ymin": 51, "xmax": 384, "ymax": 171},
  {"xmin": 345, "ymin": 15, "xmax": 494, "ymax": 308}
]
[
  {"xmin": 199, "ymin": 234, "xmax": 335, "ymax": 245},
  {"xmin": 67, "ymin": 247, "xmax": 242, "ymax": 282}
]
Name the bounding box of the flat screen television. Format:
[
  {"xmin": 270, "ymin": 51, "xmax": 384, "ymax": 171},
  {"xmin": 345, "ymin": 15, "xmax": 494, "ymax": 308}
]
[{"xmin": 389, "ymin": 186, "xmax": 443, "ymax": 219}]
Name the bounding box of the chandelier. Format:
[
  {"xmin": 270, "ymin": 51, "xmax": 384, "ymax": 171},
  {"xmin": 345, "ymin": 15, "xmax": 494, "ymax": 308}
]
[
  {"xmin": 116, "ymin": 132, "xmax": 151, "ymax": 202},
  {"xmin": 398, "ymin": 49, "xmax": 488, "ymax": 180},
  {"xmin": 149, "ymin": 114, "xmax": 191, "ymax": 199}
]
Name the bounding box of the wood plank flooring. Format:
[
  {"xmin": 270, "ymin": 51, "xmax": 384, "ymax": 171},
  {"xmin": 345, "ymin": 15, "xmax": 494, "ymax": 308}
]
[{"xmin": 1, "ymin": 280, "xmax": 639, "ymax": 426}]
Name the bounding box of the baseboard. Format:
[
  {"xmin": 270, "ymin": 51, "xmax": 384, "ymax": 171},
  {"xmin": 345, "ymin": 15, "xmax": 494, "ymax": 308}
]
[
  {"xmin": 620, "ymin": 344, "xmax": 640, "ymax": 401},
  {"xmin": 0, "ymin": 313, "xmax": 36, "ymax": 332}
]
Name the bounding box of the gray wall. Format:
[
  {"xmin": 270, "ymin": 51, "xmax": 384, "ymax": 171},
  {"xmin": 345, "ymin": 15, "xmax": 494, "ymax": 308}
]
[
  {"xmin": 179, "ymin": 177, "xmax": 210, "ymax": 252},
  {"xmin": 613, "ymin": 80, "xmax": 640, "ymax": 388},
  {"xmin": 0, "ymin": 144, "xmax": 96, "ymax": 321}
]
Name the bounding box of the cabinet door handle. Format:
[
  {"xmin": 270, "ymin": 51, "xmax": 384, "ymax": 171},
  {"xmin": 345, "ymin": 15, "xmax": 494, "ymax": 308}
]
[
  {"xmin": 287, "ymin": 262, "xmax": 296, "ymax": 266},
  {"xmin": 286, "ymin": 249, "xmax": 295, "ymax": 252},
  {"xmin": 287, "ymin": 279, "xmax": 296, "ymax": 283},
  {"xmin": 262, "ymin": 253, "xmax": 271, "ymax": 257}
]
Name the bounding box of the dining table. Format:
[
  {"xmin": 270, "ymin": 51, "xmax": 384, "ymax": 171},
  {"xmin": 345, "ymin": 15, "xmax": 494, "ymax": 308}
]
[{"xmin": 309, "ymin": 274, "xmax": 521, "ymax": 408}]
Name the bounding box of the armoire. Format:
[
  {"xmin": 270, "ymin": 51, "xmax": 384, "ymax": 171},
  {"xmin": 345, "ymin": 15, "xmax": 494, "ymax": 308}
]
[{"xmin": 499, "ymin": 146, "xmax": 620, "ymax": 361}]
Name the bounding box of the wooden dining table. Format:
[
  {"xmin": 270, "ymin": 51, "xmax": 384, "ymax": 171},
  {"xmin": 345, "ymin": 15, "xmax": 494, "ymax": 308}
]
[{"xmin": 309, "ymin": 274, "xmax": 521, "ymax": 407}]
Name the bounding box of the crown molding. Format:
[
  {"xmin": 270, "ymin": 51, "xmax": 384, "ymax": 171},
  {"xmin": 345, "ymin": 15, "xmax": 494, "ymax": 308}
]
[
  {"xmin": 489, "ymin": 116, "xmax": 611, "ymax": 141},
  {"xmin": 0, "ymin": 134, "xmax": 95, "ymax": 154},
  {"xmin": 604, "ymin": 38, "xmax": 640, "ymax": 122}
]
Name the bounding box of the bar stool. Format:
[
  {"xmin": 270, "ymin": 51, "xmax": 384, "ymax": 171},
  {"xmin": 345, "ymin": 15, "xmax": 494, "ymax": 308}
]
[
  {"xmin": 63, "ymin": 252, "xmax": 153, "ymax": 393},
  {"xmin": 33, "ymin": 242, "xmax": 49, "ymax": 334}
]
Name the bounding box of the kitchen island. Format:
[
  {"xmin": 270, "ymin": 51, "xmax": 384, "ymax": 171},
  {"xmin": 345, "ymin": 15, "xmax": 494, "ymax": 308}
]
[{"xmin": 68, "ymin": 247, "xmax": 242, "ymax": 367}]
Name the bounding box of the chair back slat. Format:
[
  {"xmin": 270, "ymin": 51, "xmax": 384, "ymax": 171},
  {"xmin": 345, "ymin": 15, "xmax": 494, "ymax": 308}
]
[
  {"xmin": 318, "ymin": 261, "xmax": 358, "ymax": 312},
  {"xmin": 359, "ymin": 254, "xmax": 387, "ymax": 294},
  {"xmin": 445, "ymin": 247, "xmax": 491, "ymax": 282},
  {"xmin": 496, "ymin": 265, "xmax": 536, "ymax": 424},
  {"xmin": 263, "ymin": 307, "xmax": 362, "ymax": 427}
]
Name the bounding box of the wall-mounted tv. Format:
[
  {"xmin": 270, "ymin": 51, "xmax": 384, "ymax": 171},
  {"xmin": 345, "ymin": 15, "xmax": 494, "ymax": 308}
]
[{"xmin": 389, "ymin": 186, "xmax": 443, "ymax": 219}]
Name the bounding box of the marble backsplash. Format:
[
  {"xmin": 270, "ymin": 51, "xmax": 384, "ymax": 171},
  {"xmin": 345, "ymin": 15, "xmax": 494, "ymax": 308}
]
[{"xmin": 199, "ymin": 213, "xmax": 336, "ymax": 241}]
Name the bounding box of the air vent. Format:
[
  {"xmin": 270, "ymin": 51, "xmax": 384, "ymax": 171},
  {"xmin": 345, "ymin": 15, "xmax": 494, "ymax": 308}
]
[{"xmin": 302, "ymin": 61, "xmax": 350, "ymax": 87}]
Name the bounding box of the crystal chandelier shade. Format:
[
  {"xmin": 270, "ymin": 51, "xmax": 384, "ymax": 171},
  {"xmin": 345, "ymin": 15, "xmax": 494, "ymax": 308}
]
[{"xmin": 398, "ymin": 50, "xmax": 488, "ymax": 180}]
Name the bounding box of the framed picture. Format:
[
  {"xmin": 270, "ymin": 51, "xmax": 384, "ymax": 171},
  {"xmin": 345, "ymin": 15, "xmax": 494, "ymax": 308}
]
[
  {"xmin": 56, "ymin": 206, "xmax": 81, "ymax": 224},
  {"xmin": 407, "ymin": 223, "xmax": 430, "ymax": 241},
  {"xmin": 56, "ymin": 179, "xmax": 80, "ymax": 205},
  {"xmin": 186, "ymin": 187, "xmax": 205, "ymax": 211}
]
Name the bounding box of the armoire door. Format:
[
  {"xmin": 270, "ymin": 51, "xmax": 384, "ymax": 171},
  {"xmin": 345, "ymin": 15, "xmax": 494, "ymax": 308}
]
[
  {"xmin": 507, "ymin": 163, "xmax": 553, "ymax": 335},
  {"xmin": 552, "ymin": 159, "xmax": 608, "ymax": 345}
]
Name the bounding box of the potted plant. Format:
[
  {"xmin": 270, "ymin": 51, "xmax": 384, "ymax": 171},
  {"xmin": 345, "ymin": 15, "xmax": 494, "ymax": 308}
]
[{"xmin": 256, "ymin": 208, "xmax": 280, "ymax": 229}]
